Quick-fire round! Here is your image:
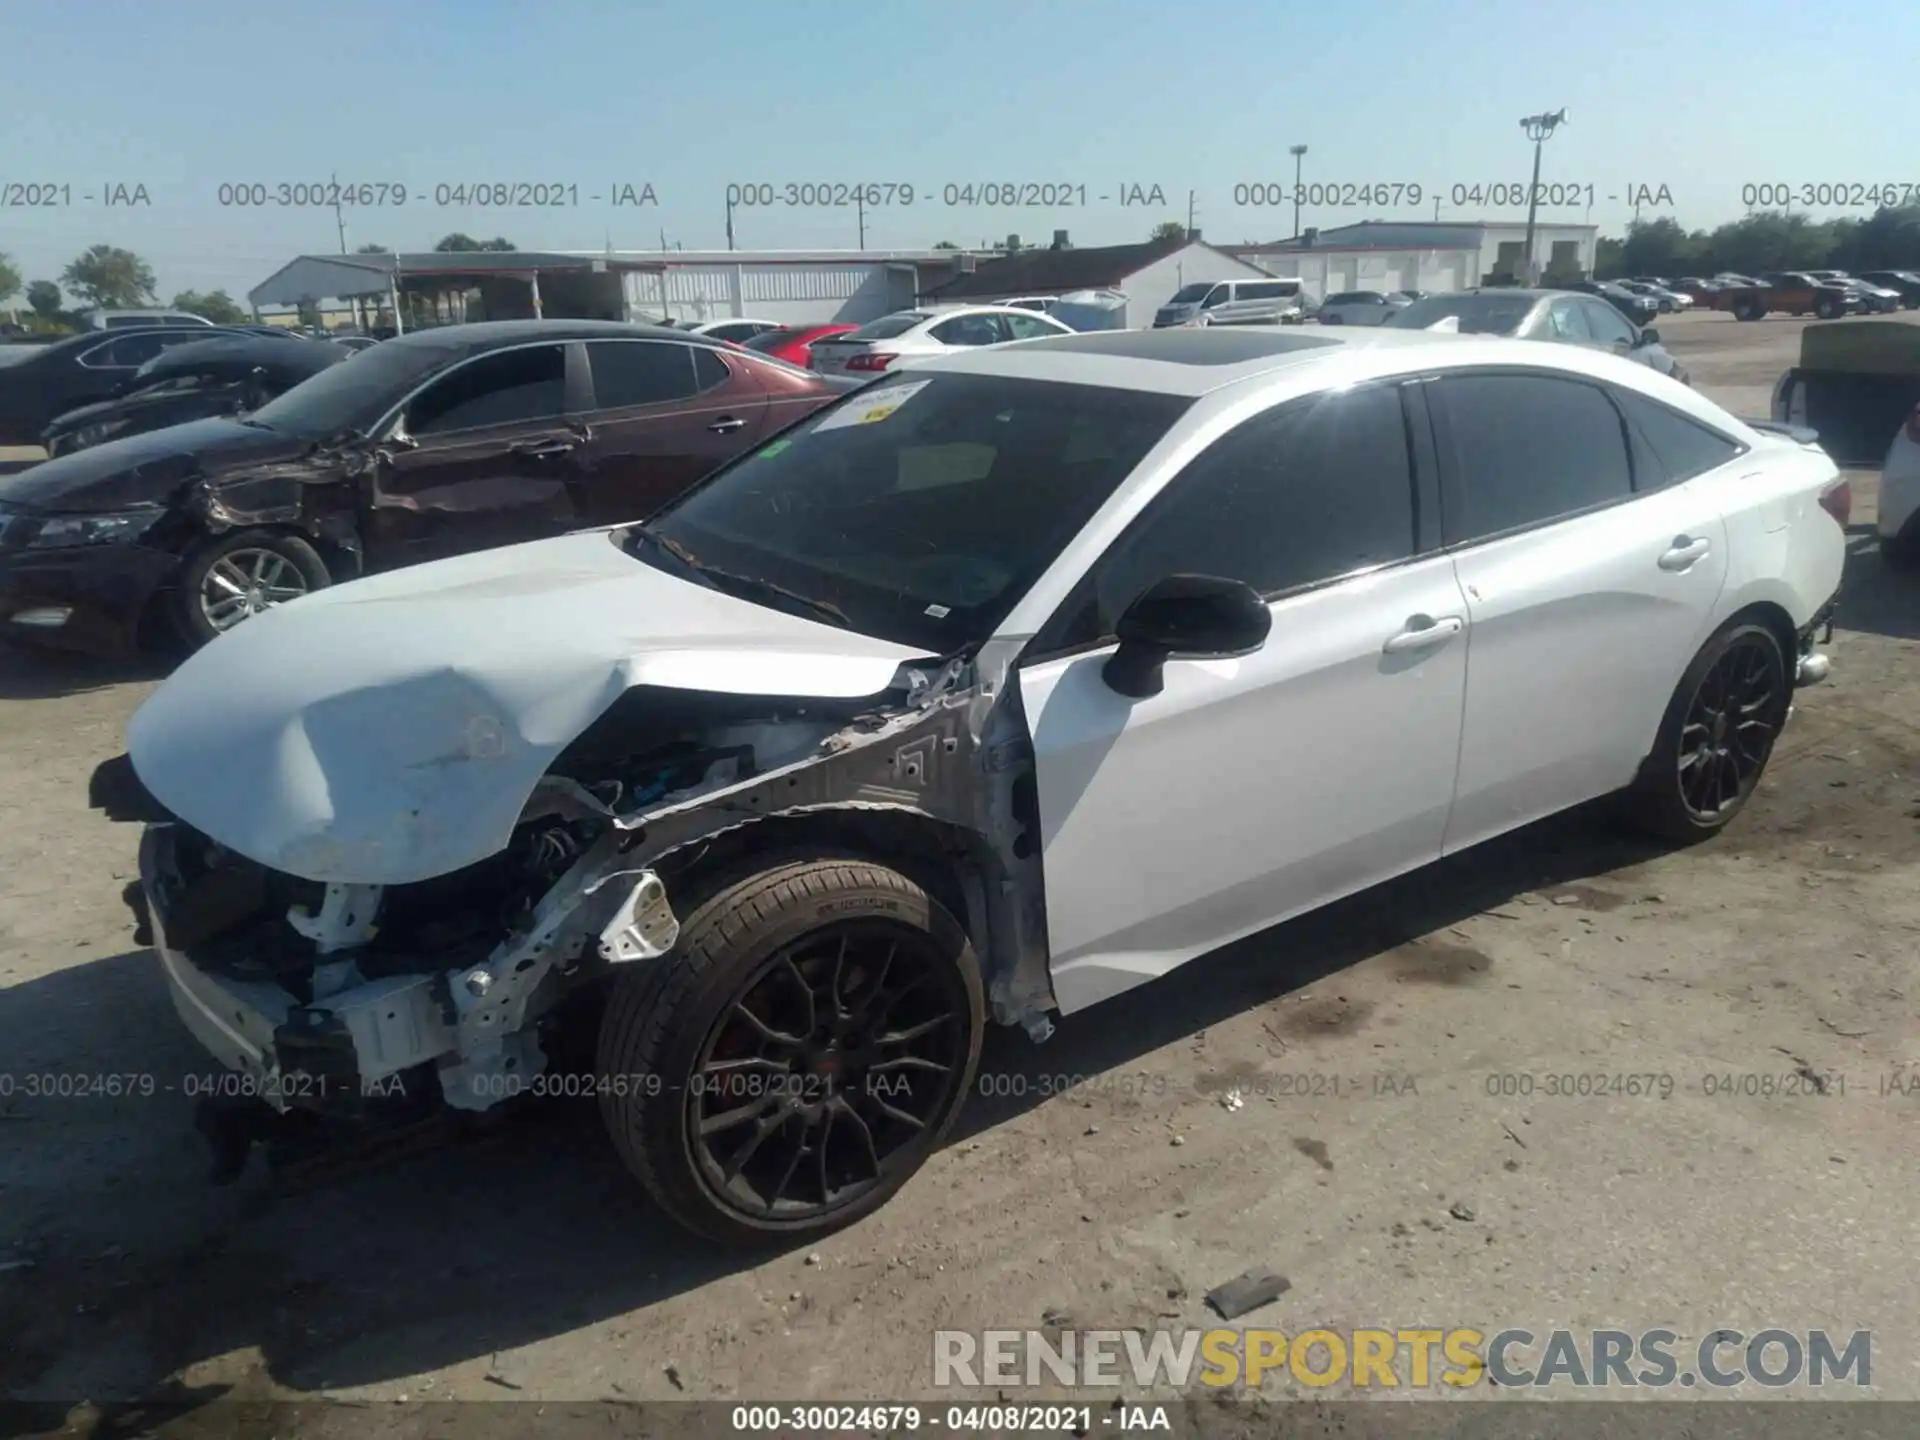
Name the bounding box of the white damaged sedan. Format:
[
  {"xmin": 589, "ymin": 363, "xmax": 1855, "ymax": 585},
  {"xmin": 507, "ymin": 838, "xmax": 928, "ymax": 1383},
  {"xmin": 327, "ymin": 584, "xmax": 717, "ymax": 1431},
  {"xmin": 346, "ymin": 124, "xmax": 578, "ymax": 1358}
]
[{"xmin": 94, "ymin": 325, "xmax": 1847, "ymax": 1245}]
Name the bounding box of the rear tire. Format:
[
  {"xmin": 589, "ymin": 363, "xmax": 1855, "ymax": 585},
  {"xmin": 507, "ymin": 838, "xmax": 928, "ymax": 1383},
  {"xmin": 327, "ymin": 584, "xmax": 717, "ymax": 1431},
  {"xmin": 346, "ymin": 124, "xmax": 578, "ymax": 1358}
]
[
  {"xmin": 1622, "ymin": 620, "xmax": 1791, "ymax": 842},
  {"xmin": 597, "ymin": 857, "xmax": 985, "ymax": 1249},
  {"xmin": 1813, "ymin": 294, "xmax": 1843, "ymax": 320},
  {"xmin": 1733, "ymin": 297, "xmax": 1766, "ymax": 321},
  {"xmin": 172, "ymin": 528, "xmax": 330, "ymax": 648}
]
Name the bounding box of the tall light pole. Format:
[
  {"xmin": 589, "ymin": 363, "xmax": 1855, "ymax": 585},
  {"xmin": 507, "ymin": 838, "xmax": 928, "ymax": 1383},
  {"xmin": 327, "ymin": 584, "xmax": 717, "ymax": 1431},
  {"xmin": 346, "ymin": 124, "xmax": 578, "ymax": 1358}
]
[
  {"xmin": 1289, "ymin": 145, "xmax": 1308, "ymax": 238},
  {"xmin": 1518, "ymin": 109, "xmax": 1566, "ymax": 284}
]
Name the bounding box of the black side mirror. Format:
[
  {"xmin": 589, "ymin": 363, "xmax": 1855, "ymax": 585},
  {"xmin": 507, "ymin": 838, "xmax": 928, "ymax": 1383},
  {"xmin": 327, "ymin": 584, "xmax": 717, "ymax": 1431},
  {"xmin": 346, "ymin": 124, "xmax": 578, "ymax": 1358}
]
[
  {"xmin": 1637, "ymin": 327, "xmax": 1660, "ymax": 347},
  {"xmin": 1103, "ymin": 574, "xmax": 1272, "ymax": 699}
]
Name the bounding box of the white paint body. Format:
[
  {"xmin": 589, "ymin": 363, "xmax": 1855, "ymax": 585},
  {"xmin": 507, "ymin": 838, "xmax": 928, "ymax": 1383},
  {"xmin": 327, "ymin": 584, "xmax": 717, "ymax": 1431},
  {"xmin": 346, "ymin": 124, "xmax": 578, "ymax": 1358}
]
[
  {"xmin": 127, "ymin": 328, "xmax": 1846, "ymax": 1022},
  {"xmin": 1880, "ymin": 426, "xmax": 1920, "ymax": 541},
  {"xmin": 807, "ymin": 305, "xmax": 1074, "ymax": 378}
]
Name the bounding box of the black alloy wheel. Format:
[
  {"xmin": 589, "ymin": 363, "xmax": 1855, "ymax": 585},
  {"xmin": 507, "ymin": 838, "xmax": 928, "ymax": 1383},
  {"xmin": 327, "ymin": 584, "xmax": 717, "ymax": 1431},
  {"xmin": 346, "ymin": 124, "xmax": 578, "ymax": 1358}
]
[
  {"xmin": 597, "ymin": 857, "xmax": 985, "ymax": 1246},
  {"xmin": 1625, "ymin": 620, "xmax": 1790, "ymax": 840},
  {"xmin": 688, "ymin": 918, "xmax": 972, "ymax": 1223},
  {"xmin": 1675, "ymin": 633, "xmax": 1784, "ymax": 823}
]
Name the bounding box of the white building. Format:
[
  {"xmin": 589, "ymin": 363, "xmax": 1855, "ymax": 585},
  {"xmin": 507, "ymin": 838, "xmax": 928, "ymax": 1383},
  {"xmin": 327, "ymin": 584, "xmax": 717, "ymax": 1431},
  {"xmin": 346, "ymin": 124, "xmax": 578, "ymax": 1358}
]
[
  {"xmin": 1227, "ymin": 220, "xmax": 1601, "ymax": 300},
  {"xmin": 919, "ymin": 232, "xmax": 1276, "ymax": 328},
  {"xmin": 247, "ymin": 248, "xmax": 1002, "ymax": 329}
]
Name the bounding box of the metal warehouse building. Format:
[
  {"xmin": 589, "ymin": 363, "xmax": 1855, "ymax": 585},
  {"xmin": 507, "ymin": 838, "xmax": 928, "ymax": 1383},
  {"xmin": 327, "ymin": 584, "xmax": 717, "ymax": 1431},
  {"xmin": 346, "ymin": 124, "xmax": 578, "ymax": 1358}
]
[
  {"xmin": 919, "ymin": 232, "xmax": 1276, "ymax": 328},
  {"xmin": 1228, "ymin": 220, "xmax": 1601, "ymax": 299},
  {"xmin": 248, "ymin": 248, "xmax": 1002, "ymax": 330}
]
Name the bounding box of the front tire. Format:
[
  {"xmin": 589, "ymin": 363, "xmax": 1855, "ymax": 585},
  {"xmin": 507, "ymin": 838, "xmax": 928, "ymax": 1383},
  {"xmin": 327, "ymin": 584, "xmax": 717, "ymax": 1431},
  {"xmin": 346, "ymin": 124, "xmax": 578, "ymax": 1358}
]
[
  {"xmin": 172, "ymin": 528, "xmax": 330, "ymax": 647},
  {"xmin": 1813, "ymin": 294, "xmax": 1843, "ymax": 320},
  {"xmin": 1623, "ymin": 620, "xmax": 1791, "ymax": 842},
  {"xmin": 597, "ymin": 858, "xmax": 985, "ymax": 1248},
  {"xmin": 1733, "ymin": 297, "xmax": 1766, "ymax": 321}
]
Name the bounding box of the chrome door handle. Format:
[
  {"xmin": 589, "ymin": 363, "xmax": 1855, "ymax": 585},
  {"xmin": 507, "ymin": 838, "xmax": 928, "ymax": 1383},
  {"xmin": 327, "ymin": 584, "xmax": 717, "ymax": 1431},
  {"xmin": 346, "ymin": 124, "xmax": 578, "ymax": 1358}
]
[
  {"xmin": 512, "ymin": 437, "xmax": 577, "ymax": 459},
  {"xmin": 1659, "ymin": 537, "xmax": 1712, "ymax": 570},
  {"xmin": 1382, "ymin": 615, "xmax": 1464, "ymax": 654},
  {"xmin": 708, "ymin": 416, "xmax": 746, "ymax": 433}
]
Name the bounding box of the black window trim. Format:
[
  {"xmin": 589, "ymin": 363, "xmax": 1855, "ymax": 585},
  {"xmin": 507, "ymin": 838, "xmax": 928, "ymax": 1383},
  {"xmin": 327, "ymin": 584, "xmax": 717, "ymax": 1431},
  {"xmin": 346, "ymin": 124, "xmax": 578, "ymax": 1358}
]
[
  {"xmin": 1423, "ymin": 365, "xmax": 1745, "ymax": 551},
  {"xmin": 380, "ymin": 338, "xmax": 583, "ymax": 441},
  {"xmin": 1608, "ymin": 381, "xmax": 1751, "ymax": 492},
  {"xmin": 1024, "ymin": 376, "xmax": 1440, "ymax": 665},
  {"xmin": 580, "ymin": 336, "xmax": 731, "ymax": 412}
]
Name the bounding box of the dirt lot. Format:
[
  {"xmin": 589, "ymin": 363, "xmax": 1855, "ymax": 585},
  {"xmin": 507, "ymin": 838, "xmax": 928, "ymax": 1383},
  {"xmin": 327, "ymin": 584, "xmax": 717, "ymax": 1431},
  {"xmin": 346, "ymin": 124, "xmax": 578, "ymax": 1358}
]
[{"xmin": 1, "ymin": 311, "xmax": 1916, "ymax": 1431}]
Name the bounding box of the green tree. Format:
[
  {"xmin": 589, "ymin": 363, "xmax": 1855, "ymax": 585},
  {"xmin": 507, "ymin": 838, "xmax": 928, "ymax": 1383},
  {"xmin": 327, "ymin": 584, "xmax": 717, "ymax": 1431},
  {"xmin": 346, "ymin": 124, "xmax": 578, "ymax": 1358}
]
[
  {"xmin": 26, "ymin": 279, "xmax": 62, "ymax": 317},
  {"xmin": 1618, "ymin": 217, "xmax": 1698, "ymax": 277},
  {"xmin": 171, "ymin": 288, "xmax": 248, "ymax": 324},
  {"xmin": 932, "ymin": 240, "xmax": 959, "ymax": 250},
  {"xmin": 433, "ymin": 233, "xmax": 516, "ymax": 252},
  {"xmin": 0, "ymin": 253, "xmax": 20, "ymax": 306},
  {"xmin": 60, "ymin": 245, "xmax": 158, "ymax": 308},
  {"xmin": 356, "ymin": 242, "xmax": 392, "ymax": 254},
  {"xmin": 1150, "ymin": 220, "xmax": 1188, "ymax": 242}
]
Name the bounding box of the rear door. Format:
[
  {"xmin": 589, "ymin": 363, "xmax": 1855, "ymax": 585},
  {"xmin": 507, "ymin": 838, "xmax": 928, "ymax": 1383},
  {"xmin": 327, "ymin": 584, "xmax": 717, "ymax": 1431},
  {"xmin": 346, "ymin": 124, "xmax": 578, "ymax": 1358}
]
[
  {"xmin": 1432, "ymin": 369, "xmax": 1731, "ymax": 853},
  {"xmin": 574, "ymin": 338, "xmax": 771, "ymax": 523},
  {"xmin": 364, "ymin": 341, "xmax": 588, "ymax": 567}
]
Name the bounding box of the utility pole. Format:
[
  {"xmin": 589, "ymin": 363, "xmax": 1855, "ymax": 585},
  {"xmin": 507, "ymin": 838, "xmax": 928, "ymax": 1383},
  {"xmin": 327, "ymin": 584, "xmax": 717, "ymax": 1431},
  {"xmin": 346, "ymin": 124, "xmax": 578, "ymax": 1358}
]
[
  {"xmin": 332, "ymin": 172, "xmax": 346, "ymax": 254},
  {"xmin": 857, "ymin": 193, "xmax": 867, "ymax": 249},
  {"xmin": 725, "ymin": 194, "xmax": 736, "ymax": 251},
  {"xmin": 1289, "ymin": 145, "xmax": 1308, "ymax": 238},
  {"xmin": 1518, "ymin": 109, "xmax": 1567, "ymax": 285},
  {"xmin": 1186, "ymin": 190, "xmax": 1195, "ymax": 238}
]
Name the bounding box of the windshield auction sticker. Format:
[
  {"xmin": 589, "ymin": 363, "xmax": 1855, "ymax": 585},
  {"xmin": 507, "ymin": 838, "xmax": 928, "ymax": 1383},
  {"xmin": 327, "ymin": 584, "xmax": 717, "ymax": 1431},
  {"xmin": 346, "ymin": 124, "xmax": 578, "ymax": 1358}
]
[{"xmin": 813, "ymin": 379, "xmax": 932, "ymax": 432}]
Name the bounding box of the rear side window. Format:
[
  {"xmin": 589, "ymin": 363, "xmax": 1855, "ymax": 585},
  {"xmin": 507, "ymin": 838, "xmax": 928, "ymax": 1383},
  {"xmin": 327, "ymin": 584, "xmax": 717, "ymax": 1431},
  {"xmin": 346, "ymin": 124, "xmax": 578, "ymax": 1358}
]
[
  {"xmin": 1044, "ymin": 383, "xmax": 1416, "ymax": 649},
  {"xmin": 693, "ymin": 347, "xmax": 731, "ymax": 391},
  {"xmin": 586, "ymin": 340, "xmax": 698, "ymax": 408},
  {"xmin": 1436, "ymin": 373, "xmax": 1633, "ymax": 542},
  {"xmin": 1613, "ymin": 388, "xmax": 1746, "ymax": 490}
]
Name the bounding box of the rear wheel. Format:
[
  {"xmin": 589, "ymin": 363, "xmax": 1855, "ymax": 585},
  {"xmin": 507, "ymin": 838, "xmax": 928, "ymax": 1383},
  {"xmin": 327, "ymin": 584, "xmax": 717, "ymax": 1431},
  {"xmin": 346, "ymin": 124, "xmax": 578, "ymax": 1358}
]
[
  {"xmin": 1733, "ymin": 296, "xmax": 1766, "ymax": 321},
  {"xmin": 1623, "ymin": 621, "xmax": 1790, "ymax": 841},
  {"xmin": 597, "ymin": 857, "xmax": 985, "ymax": 1248},
  {"xmin": 1813, "ymin": 294, "xmax": 1843, "ymax": 320},
  {"xmin": 172, "ymin": 528, "xmax": 330, "ymax": 647}
]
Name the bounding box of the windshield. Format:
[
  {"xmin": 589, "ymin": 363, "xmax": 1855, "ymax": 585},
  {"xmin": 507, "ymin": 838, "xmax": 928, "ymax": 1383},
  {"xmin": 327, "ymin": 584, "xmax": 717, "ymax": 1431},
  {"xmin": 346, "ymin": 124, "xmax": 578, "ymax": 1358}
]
[
  {"xmin": 1167, "ymin": 284, "xmax": 1212, "ymax": 304},
  {"xmin": 628, "ymin": 372, "xmax": 1192, "ymax": 653},
  {"xmin": 245, "ymin": 334, "xmax": 465, "ymax": 438},
  {"xmin": 1386, "ymin": 294, "xmax": 1536, "ymax": 334}
]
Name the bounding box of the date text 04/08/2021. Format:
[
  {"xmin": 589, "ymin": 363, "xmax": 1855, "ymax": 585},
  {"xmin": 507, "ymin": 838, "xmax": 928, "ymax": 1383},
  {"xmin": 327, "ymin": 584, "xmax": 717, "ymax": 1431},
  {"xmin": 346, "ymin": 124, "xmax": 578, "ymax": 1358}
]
[{"xmin": 727, "ymin": 1404, "xmax": 1172, "ymax": 1433}]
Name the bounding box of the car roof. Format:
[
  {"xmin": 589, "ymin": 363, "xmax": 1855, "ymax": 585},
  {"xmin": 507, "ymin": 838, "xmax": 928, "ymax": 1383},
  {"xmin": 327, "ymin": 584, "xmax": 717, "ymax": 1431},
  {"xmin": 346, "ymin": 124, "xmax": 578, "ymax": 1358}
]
[
  {"xmin": 377, "ymin": 319, "xmax": 732, "ymax": 355},
  {"xmin": 138, "ymin": 335, "xmax": 344, "ymax": 378}
]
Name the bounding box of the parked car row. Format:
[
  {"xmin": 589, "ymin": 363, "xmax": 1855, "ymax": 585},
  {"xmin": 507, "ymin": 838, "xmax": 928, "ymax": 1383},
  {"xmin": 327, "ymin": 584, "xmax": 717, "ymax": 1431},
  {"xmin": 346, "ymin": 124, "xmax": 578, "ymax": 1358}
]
[
  {"xmin": 80, "ymin": 320, "xmax": 1848, "ymax": 1246},
  {"xmin": 1385, "ymin": 289, "xmax": 1688, "ymax": 384}
]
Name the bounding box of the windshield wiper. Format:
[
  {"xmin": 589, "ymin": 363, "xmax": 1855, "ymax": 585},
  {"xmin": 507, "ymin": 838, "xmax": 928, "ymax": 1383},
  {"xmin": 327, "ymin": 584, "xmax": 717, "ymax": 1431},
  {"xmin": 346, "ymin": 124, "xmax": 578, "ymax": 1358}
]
[{"xmin": 630, "ymin": 525, "xmax": 849, "ymax": 628}]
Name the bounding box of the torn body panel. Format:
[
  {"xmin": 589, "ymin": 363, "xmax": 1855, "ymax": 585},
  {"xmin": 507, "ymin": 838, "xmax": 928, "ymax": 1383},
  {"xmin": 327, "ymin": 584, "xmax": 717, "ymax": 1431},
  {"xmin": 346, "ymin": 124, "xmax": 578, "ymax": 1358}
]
[{"xmin": 114, "ymin": 544, "xmax": 1056, "ymax": 1119}]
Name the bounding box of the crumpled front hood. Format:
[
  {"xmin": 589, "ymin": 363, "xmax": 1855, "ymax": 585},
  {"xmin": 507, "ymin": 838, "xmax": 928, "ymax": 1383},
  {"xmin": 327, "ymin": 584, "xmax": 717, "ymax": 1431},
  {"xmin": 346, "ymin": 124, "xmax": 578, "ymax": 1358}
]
[
  {"xmin": 0, "ymin": 417, "xmax": 303, "ymax": 513},
  {"xmin": 127, "ymin": 528, "xmax": 924, "ymax": 885}
]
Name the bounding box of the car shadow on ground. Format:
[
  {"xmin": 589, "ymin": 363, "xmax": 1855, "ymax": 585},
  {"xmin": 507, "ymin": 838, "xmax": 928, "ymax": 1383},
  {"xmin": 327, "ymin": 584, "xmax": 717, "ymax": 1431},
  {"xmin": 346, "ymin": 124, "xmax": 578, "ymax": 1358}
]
[
  {"xmin": 0, "ymin": 640, "xmax": 175, "ymax": 700},
  {"xmin": 0, "ymin": 803, "xmax": 1668, "ymax": 1410},
  {"xmin": 1837, "ymin": 525, "xmax": 1919, "ymax": 642}
]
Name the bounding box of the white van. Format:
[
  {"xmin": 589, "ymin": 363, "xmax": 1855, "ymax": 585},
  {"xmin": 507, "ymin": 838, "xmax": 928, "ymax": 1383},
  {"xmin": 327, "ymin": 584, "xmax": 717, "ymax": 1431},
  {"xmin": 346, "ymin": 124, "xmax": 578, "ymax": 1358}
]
[{"xmin": 1152, "ymin": 277, "xmax": 1309, "ymax": 328}]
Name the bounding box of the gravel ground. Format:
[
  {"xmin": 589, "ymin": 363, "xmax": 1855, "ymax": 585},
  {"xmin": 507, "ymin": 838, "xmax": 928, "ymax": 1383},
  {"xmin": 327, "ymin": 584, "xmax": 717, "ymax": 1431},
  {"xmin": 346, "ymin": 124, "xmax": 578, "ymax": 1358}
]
[{"xmin": 1, "ymin": 311, "xmax": 1916, "ymax": 1433}]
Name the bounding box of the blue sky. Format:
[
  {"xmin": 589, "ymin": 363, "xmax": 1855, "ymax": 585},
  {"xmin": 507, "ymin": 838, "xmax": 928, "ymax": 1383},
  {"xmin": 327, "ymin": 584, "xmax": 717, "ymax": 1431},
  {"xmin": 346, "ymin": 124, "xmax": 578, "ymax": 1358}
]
[{"xmin": 4, "ymin": 0, "xmax": 1917, "ymax": 301}]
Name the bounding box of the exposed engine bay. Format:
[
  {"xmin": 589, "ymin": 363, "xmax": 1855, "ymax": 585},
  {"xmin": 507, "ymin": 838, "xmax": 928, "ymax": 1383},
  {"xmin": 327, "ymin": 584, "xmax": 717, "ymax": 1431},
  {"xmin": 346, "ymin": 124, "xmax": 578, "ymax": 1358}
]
[{"xmin": 95, "ymin": 649, "xmax": 1053, "ymax": 1135}]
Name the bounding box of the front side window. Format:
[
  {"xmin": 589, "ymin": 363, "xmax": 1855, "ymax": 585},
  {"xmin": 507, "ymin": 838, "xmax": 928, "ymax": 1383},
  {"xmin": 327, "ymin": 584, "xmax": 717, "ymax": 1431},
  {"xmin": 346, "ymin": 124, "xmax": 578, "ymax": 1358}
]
[
  {"xmin": 1003, "ymin": 313, "xmax": 1065, "ymax": 340},
  {"xmin": 1041, "ymin": 383, "xmax": 1418, "ymax": 653},
  {"xmin": 1436, "ymin": 373, "xmax": 1633, "ymax": 543},
  {"xmin": 1580, "ymin": 300, "xmax": 1637, "ymax": 347},
  {"xmin": 1168, "ymin": 283, "xmax": 1212, "ymax": 304},
  {"xmin": 1201, "ymin": 285, "xmax": 1231, "ymax": 308},
  {"xmin": 407, "ymin": 344, "xmax": 567, "ymax": 436},
  {"xmin": 1545, "ymin": 301, "xmax": 1592, "ymax": 340},
  {"xmin": 632, "ymin": 373, "xmax": 1192, "ymax": 653}
]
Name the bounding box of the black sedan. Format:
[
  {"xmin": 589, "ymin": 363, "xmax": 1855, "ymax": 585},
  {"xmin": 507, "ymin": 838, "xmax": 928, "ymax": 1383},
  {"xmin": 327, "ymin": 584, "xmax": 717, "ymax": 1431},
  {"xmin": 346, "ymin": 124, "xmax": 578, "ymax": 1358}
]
[
  {"xmin": 0, "ymin": 319, "xmax": 858, "ymax": 656},
  {"xmin": 0, "ymin": 326, "xmax": 269, "ymax": 447},
  {"xmin": 42, "ymin": 336, "xmax": 347, "ymax": 457},
  {"xmin": 1385, "ymin": 289, "xmax": 1689, "ymax": 383},
  {"xmin": 1549, "ymin": 279, "xmax": 1661, "ymax": 326}
]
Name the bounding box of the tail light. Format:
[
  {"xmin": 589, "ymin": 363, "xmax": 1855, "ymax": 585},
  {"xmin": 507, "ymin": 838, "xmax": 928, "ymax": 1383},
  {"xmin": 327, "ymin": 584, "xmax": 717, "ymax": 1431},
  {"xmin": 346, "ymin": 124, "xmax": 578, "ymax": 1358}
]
[
  {"xmin": 1819, "ymin": 477, "xmax": 1852, "ymax": 528},
  {"xmin": 845, "ymin": 352, "xmax": 897, "ymax": 372}
]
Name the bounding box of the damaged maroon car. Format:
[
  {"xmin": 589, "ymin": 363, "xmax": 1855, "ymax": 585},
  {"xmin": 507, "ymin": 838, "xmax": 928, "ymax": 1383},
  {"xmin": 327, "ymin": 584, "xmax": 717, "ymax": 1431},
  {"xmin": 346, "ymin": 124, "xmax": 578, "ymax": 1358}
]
[{"xmin": 0, "ymin": 320, "xmax": 855, "ymax": 654}]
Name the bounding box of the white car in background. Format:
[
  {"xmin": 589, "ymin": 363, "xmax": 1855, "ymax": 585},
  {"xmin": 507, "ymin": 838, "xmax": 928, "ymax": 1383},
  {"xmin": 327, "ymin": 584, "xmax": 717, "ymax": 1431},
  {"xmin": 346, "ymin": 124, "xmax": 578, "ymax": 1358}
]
[
  {"xmin": 685, "ymin": 318, "xmax": 787, "ymax": 344},
  {"xmin": 104, "ymin": 324, "xmax": 1846, "ymax": 1248},
  {"xmin": 1316, "ymin": 291, "xmax": 1414, "ymax": 326},
  {"xmin": 807, "ymin": 304, "xmax": 1074, "ymax": 377},
  {"xmin": 1880, "ymin": 399, "xmax": 1920, "ymax": 568}
]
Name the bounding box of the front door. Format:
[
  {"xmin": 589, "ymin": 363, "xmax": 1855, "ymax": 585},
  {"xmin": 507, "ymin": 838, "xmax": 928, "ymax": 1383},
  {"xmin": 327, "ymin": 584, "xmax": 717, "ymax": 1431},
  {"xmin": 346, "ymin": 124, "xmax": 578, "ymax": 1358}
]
[
  {"xmin": 364, "ymin": 341, "xmax": 588, "ymax": 568},
  {"xmin": 1429, "ymin": 370, "xmax": 1731, "ymax": 853},
  {"xmin": 574, "ymin": 339, "xmax": 772, "ymax": 524},
  {"xmin": 1016, "ymin": 380, "xmax": 1468, "ymax": 1013}
]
